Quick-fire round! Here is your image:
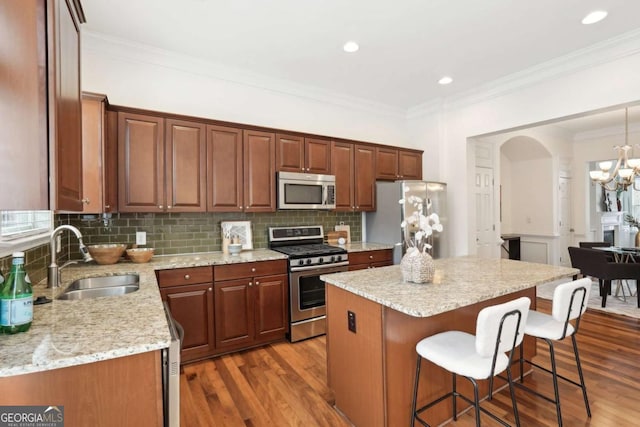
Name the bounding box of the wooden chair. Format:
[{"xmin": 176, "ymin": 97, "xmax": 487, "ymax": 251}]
[{"xmin": 567, "ymin": 246, "xmax": 640, "ymax": 308}]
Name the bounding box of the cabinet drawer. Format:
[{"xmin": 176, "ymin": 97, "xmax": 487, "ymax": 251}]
[
  {"xmin": 215, "ymin": 259, "xmax": 287, "ymax": 281},
  {"xmin": 348, "ymin": 249, "xmax": 393, "ymax": 265},
  {"xmin": 157, "ymin": 266, "xmax": 213, "ymax": 288}
]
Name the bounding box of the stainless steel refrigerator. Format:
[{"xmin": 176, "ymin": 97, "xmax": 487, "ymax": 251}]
[{"xmin": 365, "ymin": 181, "xmax": 447, "ymax": 264}]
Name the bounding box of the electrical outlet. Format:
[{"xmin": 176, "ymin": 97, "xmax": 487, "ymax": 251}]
[
  {"xmin": 348, "ymin": 310, "xmax": 356, "ymax": 333},
  {"xmin": 136, "ymin": 231, "xmax": 147, "ymax": 245}
]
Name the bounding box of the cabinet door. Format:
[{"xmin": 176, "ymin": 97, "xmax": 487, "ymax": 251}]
[
  {"xmin": 50, "ymin": 0, "xmax": 83, "ymax": 211},
  {"xmin": 398, "ymin": 150, "xmax": 422, "ymax": 180},
  {"xmin": 254, "ymin": 274, "xmax": 288, "ymax": 341},
  {"xmin": 80, "ymin": 93, "xmax": 106, "ymax": 213},
  {"xmin": 331, "ymin": 141, "xmax": 355, "ymax": 211},
  {"xmin": 276, "ymin": 133, "xmax": 304, "ymax": 172},
  {"xmin": 161, "ymin": 283, "xmax": 215, "ymax": 362},
  {"xmin": 243, "ymin": 130, "xmax": 276, "ymax": 212},
  {"xmin": 118, "ymin": 112, "xmax": 165, "ymax": 212},
  {"xmin": 165, "ymin": 119, "xmax": 206, "ymax": 212},
  {"xmin": 354, "ymin": 144, "xmax": 376, "ymax": 211},
  {"xmin": 376, "ymin": 147, "xmax": 399, "ymax": 180},
  {"xmin": 104, "ymin": 110, "xmax": 119, "ymax": 212},
  {"xmin": 305, "ymin": 137, "xmax": 331, "ymax": 174},
  {"xmin": 0, "ymin": 0, "xmax": 49, "ymax": 210},
  {"xmin": 206, "ymin": 125, "xmax": 243, "ymax": 212},
  {"xmin": 214, "ymin": 278, "xmax": 254, "ymax": 350}
]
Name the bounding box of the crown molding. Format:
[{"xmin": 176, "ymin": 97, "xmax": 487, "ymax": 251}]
[
  {"xmin": 82, "ymin": 31, "xmax": 406, "ymax": 119},
  {"xmin": 410, "ymin": 28, "xmax": 640, "ymax": 115}
]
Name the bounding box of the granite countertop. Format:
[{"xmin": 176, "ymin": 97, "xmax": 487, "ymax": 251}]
[
  {"xmin": 330, "ymin": 242, "xmax": 396, "ymax": 252},
  {"xmin": 321, "ymin": 256, "xmax": 579, "ymax": 318},
  {"xmin": 0, "ymin": 249, "xmax": 286, "ymax": 377}
]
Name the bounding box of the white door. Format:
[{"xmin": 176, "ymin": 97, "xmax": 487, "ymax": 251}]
[
  {"xmin": 475, "ymin": 167, "xmax": 495, "ymax": 257},
  {"xmin": 559, "ymin": 176, "xmax": 572, "ymax": 266}
]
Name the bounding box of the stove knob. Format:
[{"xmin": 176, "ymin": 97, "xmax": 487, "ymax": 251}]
[
  {"xmin": 336, "ymin": 255, "xmax": 342, "ymax": 262},
  {"xmin": 306, "ymin": 259, "xmax": 312, "ymax": 265},
  {"xmin": 318, "ymin": 257, "xmax": 324, "ymax": 264},
  {"xmin": 298, "ymin": 259, "xmax": 304, "ymax": 266},
  {"xmin": 330, "ymin": 256, "xmax": 335, "ymax": 262}
]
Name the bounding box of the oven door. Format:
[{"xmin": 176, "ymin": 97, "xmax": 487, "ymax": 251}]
[{"xmin": 289, "ymin": 263, "xmax": 348, "ymax": 323}]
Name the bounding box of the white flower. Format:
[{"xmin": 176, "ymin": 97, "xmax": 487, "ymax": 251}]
[{"xmin": 400, "ymin": 196, "xmax": 443, "ymax": 254}]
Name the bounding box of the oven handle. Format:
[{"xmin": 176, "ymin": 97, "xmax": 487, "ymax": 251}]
[{"xmin": 290, "ymin": 261, "xmax": 349, "ymax": 272}]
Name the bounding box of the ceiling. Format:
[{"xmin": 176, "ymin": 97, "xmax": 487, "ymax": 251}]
[{"xmin": 81, "ymin": 0, "xmax": 640, "ymax": 111}]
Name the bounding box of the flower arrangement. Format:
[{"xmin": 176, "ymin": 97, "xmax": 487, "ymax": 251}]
[
  {"xmin": 624, "ymin": 214, "xmax": 640, "ymax": 229},
  {"xmin": 400, "ymin": 194, "xmax": 443, "ymax": 254}
]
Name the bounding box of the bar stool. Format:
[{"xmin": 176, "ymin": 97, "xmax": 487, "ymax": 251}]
[
  {"xmin": 517, "ymin": 278, "xmax": 591, "ymax": 426},
  {"xmin": 411, "ymin": 296, "xmax": 530, "ymax": 427}
]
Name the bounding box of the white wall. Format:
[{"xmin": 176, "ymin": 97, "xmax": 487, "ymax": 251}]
[{"xmin": 82, "ymin": 34, "xmax": 409, "ymax": 148}]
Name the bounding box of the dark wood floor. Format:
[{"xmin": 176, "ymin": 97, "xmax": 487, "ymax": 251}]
[{"xmin": 180, "ymin": 298, "xmax": 640, "ymax": 426}]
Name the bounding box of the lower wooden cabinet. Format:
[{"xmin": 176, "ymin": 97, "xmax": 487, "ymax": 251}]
[
  {"xmin": 348, "ymin": 249, "xmax": 393, "ymax": 271},
  {"xmin": 157, "ymin": 266, "xmax": 215, "ymax": 363},
  {"xmin": 157, "ymin": 260, "xmax": 288, "ymax": 362},
  {"xmin": 214, "ymin": 269, "xmax": 288, "ymax": 353}
]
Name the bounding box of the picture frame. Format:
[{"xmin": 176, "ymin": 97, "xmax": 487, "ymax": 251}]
[{"xmin": 221, "ymin": 220, "xmax": 253, "ymax": 250}]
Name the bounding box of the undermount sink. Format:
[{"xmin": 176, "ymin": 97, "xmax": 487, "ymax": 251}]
[{"xmin": 57, "ymin": 274, "xmax": 140, "ymax": 300}]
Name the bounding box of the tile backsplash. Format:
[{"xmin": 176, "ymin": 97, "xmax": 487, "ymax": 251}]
[{"xmin": 1, "ymin": 210, "xmax": 362, "ymax": 284}]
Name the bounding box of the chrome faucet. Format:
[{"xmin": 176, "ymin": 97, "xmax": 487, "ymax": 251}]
[{"xmin": 47, "ymin": 225, "xmax": 93, "ymax": 288}]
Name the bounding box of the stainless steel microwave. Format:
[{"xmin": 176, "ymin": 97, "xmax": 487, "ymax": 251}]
[{"xmin": 277, "ymin": 171, "xmax": 336, "ymax": 210}]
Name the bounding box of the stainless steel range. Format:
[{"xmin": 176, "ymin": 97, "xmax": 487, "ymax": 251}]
[{"xmin": 269, "ymin": 226, "xmax": 348, "ymax": 342}]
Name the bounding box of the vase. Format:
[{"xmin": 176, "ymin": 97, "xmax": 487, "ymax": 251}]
[
  {"xmin": 635, "ymin": 231, "xmax": 640, "ymax": 248},
  {"xmin": 400, "ymin": 250, "xmax": 435, "ymax": 283}
]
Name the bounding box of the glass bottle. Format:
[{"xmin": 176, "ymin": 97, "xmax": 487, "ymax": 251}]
[{"xmin": 0, "ymin": 252, "xmax": 33, "ymax": 334}]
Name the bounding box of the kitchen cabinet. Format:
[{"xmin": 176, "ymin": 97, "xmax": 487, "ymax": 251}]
[
  {"xmin": 81, "ymin": 92, "xmax": 118, "ymax": 213},
  {"xmin": 207, "ymin": 125, "xmax": 243, "ymax": 212},
  {"xmin": 348, "ymin": 249, "xmax": 393, "ymax": 271},
  {"xmin": 118, "ymin": 112, "xmax": 206, "ymax": 212},
  {"xmin": 376, "ymin": 147, "xmax": 422, "ymax": 180},
  {"xmin": 0, "ymin": 351, "xmax": 163, "ymax": 427},
  {"xmin": 157, "ymin": 266, "xmax": 215, "ymax": 362},
  {"xmin": 0, "ymin": 0, "xmax": 84, "ymax": 210},
  {"xmin": 243, "ymin": 130, "xmax": 276, "ymax": 212},
  {"xmin": 333, "ymin": 141, "xmax": 376, "ymax": 212},
  {"xmin": 214, "ymin": 260, "xmax": 288, "ymax": 352},
  {"xmin": 276, "ymin": 133, "xmax": 331, "ymax": 174}
]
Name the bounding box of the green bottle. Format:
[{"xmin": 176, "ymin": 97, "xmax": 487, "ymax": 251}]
[{"xmin": 0, "ymin": 252, "xmax": 33, "ymax": 334}]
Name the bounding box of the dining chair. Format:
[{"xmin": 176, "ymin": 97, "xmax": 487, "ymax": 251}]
[
  {"xmin": 411, "ymin": 297, "xmax": 530, "ymax": 427},
  {"xmin": 517, "ymin": 278, "xmax": 591, "ymax": 426}
]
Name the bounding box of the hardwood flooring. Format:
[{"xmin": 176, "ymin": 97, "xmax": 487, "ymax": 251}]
[{"xmin": 180, "ymin": 298, "xmax": 640, "ymax": 426}]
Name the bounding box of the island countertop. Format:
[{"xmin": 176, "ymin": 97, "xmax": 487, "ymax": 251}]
[
  {"xmin": 321, "ymin": 256, "xmax": 579, "ymax": 318},
  {"xmin": 0, "ymin": 249, "xmax": 287, "ymax": 377}
]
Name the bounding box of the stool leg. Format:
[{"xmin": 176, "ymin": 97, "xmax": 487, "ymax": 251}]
[
  {"xmin": 470, "ymin": 377, "xmax": 481, "ymax": 427},
  {"xmin": 411, "ymin": 355, "xmax": 421, "ymax": 427},
  {"xmin": 519, "ymin": 343, "xmax": 525, "ymax": 383},
  {"xmin": 452, "ymin": 373, "xmax": 457, "ymax": 421},
  {"xmin": 506, "ymin": 362, "xmax": 521, "ymax": 427},
  {"xmin": 572, "ymin": 335, "xmax": 591, "ymax": 418},
  {"xmin": 545, "ymin": 338, "xmax": 563, "ymax": 427}
]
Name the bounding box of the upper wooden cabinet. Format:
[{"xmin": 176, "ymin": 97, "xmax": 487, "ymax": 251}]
[
  {"xmin": 81, "ymin": 93, "xmax": 117, "ymax": 213},
  {"xmin": 207, "ymin": 125, "xmax": 243, "ymax": 212},
  {"xmin": 331, "ymin": 141, "xmax": 376, "ymax": 212},
  {"xmin": 276, "ymin": 134, "xmax": 331, "ymax": 174},
  {"xmin": 118, "ymin": 113, "xmax": 207, "ymax": 212},
  {"xmin": 243, "ymin": 130, "xmax": 276, "ymax": 212},
  {"xmin": 376, "ymin": 147, "xmax": 422, "ymax": 180},
  {"xmin": 49, "ymin": 0, "xmax": 85, "ymax": 211},
  {"xmin": 0, "ymin": 0, "xmax": 84, "ymax": 210}
]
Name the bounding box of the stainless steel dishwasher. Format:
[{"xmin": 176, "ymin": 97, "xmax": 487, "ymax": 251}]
[{"xmin": 163, "ymin": 302, "xmax": 183, "ymax": 427}]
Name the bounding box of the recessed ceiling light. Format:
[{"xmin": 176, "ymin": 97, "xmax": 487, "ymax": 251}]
[
  {"xmin": 438, "ymin": 76, "xmax": 453, "ymax": 85},
  {"xmin": 582, "ymin": 10, "xmax": 608, "ymax": 25},
  {"xmin": 343, "ymin": 41, "xmax": 359, "ymax": 53}
]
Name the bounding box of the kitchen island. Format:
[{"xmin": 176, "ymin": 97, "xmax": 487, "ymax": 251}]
[{"xmin": 321, "ymin": 256, "xmax": 578, "ymax": 427}]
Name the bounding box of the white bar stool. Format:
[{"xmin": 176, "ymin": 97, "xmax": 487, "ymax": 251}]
[
  {"xmin": 517, "ymin": 278, "xmax": 591, "ymax": 426},
  {"xmin": 411, "ymin": 296, "xmax": 530, "ymax": 427}
]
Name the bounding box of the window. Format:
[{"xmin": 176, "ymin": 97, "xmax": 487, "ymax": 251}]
[{"xmin": 0, "ymin": 211, "xmax": 53, "ymax": 242}]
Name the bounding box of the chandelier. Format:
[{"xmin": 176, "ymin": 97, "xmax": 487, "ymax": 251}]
[{"xmin": 589, "ymin": 108, "xmax": 639, "ymax": 191}]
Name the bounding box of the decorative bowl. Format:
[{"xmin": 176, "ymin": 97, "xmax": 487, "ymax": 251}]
[
  {"xmin": 126, "ymin": 248, "xmax": 155, "ymax": 263},
  {"xmin": 228, "ymin": 243, "xmax": 243, "ymax": 255},
  {"xmin": 88, "ymin": 244, "xmax": 127, "ymax": 265}
]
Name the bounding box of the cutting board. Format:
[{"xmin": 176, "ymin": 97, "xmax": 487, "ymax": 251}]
[{"xmin": 327, "ymin": 231, "xmax": 348, "ymax": 245}]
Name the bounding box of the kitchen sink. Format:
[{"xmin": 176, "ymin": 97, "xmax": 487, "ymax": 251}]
[{"xmin": 57, "ymin": 274, "xmax": 140, "ymax": 300}]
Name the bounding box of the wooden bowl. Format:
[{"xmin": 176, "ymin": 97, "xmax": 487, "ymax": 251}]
[
  {"xmin": 126, "ymin": 248, "xmax": 155, "ymax": 263},
  {"xmin": 88, "ymin": 244, "xmax": 127, "ymax": 265}
]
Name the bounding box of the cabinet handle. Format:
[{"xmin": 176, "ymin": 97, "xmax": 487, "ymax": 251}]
[
  {"xmin": 249, "ymin": 282, "xmax": 253, "ymax": 287},
  {"xmin": 81, "ymin": 198, "xmax": 90, "ymax": 204},
  {"xmin": 255, "ymin": 281, "xmax": 260, "ymax": 286},
  {"xmin": 158, "ymin": 205, "xmax": 163, "ymax": 209},
  {"xmin": 184, "ymin": 274, "xmax": 190, "ymax": 280},
  {"xmin": 369, "ymin": 255, "xmax": 373, "ymax": 259},
  {"xmin": 105, "ymin": 204, "xmax": 110, "ymax": 209},
  {"xmin": 251, "ymin": 268, "xmax": 256, "ymax": 272},
  {"xmin": 208, "ymin": 287, "xmax": 212, "ymax": 292},
  {"xmin": 167, "ymin": 205, "xmax": 172, "ymax": 209}
]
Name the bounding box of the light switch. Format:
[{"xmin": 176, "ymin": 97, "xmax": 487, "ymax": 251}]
[{"xmin": 136, "ymin": 231, "xmax": 147, "ymax": 245}]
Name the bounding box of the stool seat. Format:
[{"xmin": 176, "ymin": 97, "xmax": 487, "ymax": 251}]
[
  {"xmin": 524, "ymin": 311, "xmax": 575, "ymax": 340},
  {"xmin": 417, "ymin": 331, "xmax": 510, "ymax": 380}
]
